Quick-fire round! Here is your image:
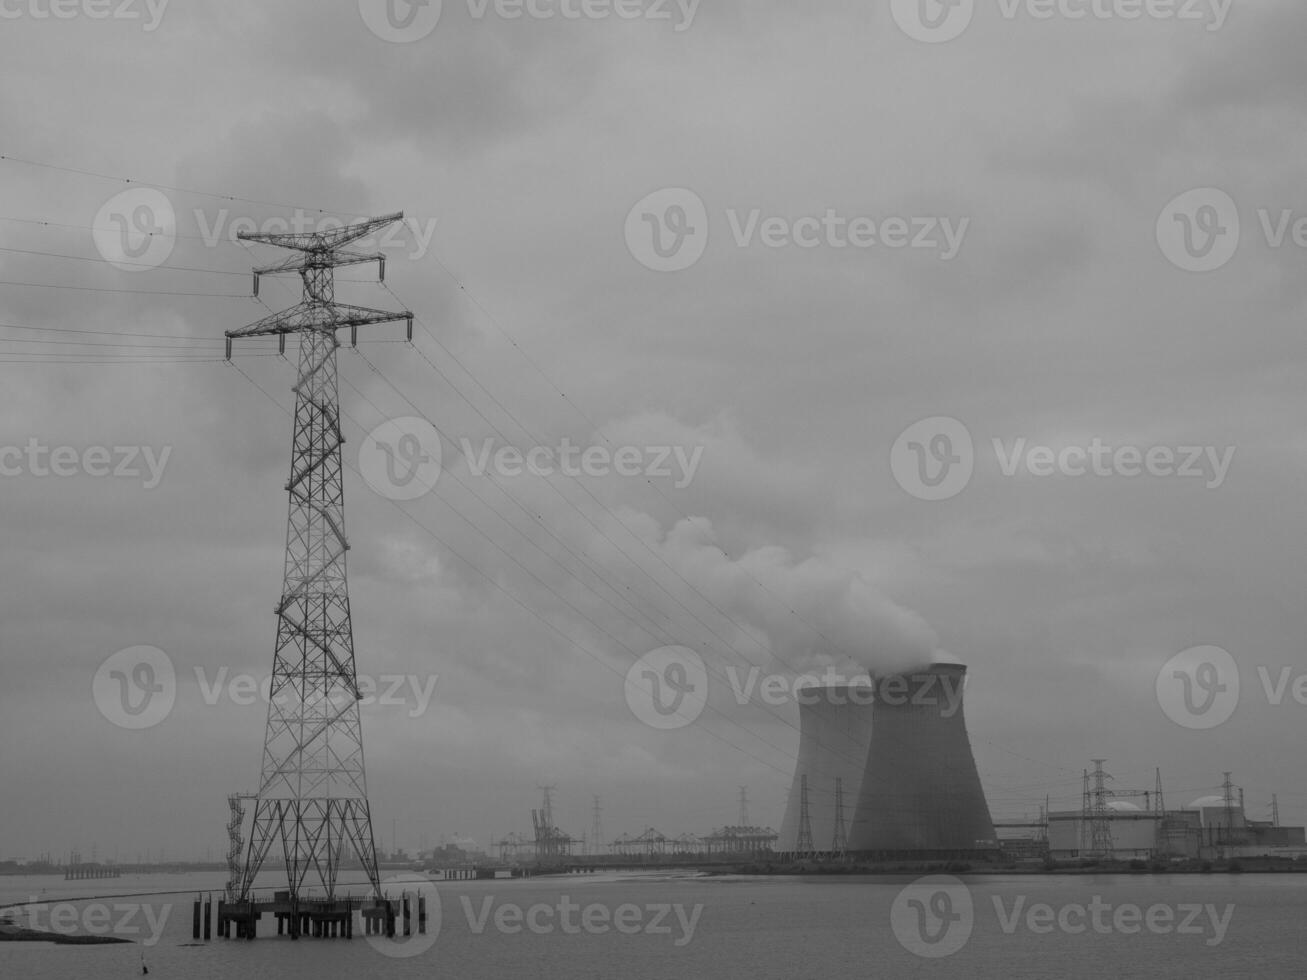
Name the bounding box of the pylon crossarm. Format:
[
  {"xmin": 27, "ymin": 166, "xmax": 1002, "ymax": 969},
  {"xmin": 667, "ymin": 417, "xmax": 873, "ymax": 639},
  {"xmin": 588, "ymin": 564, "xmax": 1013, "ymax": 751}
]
[
  {"xmin": 227, "ymin": 305, "xmax": 409, "ymax": 343},
  {"xmin": 249, "ymin": 248, "xmax": 387, "ymax": 282},
  {"xmin": 225, "ymin": 303, "xmax": 314, "ymax": 340},
  {"xmin": 237, "ymin": 211, "xmax": 403, "ymax": 253}
]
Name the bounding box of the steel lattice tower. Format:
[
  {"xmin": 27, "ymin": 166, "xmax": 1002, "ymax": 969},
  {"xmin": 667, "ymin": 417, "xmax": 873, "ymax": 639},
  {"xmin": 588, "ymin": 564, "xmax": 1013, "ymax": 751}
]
[
  {"xmin": 1087, "ymin": 759, "xmax": 1115, "ymax": 859},
  {"xmin": 226, "ymin": 213, "xmax": 412, "ymax": 902},
  {"xmin": 795, "ymin": 775, "xmax": 813, "ymax": 854},
  {"xmin": 590, "ymin": 796, "xmax": 604, "ymax": 857},
  {"xmin": 831, "ymin": 776, "xmax": 847, "ymax": 856}
]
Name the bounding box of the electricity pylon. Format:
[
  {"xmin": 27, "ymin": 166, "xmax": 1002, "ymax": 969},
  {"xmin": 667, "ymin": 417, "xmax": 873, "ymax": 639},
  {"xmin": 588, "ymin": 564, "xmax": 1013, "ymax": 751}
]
[
  {"xmin": 226, "ymin": 212, "xmax": 412, "ymax": 902},
  {"xmin": 831, "ymin": 777, "xmax": 848, "ymax": 856},
  {"xmin": 796, "ymin": 775, "xmax": 814, "ymax": 855}
]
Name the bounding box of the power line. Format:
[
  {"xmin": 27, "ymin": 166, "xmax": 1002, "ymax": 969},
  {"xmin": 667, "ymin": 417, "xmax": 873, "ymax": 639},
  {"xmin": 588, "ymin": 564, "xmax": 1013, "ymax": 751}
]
[
  {"xmin": 0, "ymin": 159, "xmax": 1064, "ymax": 798},
  {"xmin": 339, "ymin": 359, "xmax": 817, "ymax": 769},
  {"xmin": 229, "ymin": 358, "xmax": 801, "ymax": 785},
  {"xmin": 0, "ymin": 244, "xmax": 251, "ymax": 276},
  {"xmin": 0, "ymin": 153, "xmax": 355, "ymax": 217},
  {"xmin": 0, "ymin": 278, "xmax": 253, "ymax": 298}
]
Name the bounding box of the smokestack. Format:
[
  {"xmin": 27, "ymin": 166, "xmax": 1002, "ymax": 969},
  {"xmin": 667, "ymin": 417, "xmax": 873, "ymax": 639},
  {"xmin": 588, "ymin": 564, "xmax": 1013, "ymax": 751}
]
[
  {"xmin": 777, "ymin": 684, "xmax": 876, "ymax": 852},
  {"xmin": 847, "ymin": 663, "xmax": 995, "ymax": 854}
]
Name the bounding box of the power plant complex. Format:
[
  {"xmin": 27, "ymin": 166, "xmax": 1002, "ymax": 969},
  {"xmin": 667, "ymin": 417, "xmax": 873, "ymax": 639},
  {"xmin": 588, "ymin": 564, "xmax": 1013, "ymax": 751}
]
[{"xmin": 778, "ymin": 662, "xmax": 998, "ymax": 858}]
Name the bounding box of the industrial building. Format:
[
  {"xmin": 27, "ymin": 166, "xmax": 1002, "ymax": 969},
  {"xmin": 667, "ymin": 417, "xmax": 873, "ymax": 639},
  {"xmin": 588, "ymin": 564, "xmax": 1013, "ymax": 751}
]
[
  {"xmin": 778, "ymin": 663, "xmax": 998, "ymax": 857},
  {"xmin": 1048, "ymin": 794, "xmax": 1307, "ymax": 862}
]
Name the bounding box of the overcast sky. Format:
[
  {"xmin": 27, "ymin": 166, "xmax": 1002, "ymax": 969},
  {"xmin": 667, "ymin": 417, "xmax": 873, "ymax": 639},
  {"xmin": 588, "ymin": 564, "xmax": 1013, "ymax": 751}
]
[{"xmin": 2, "ymin": 0, "xmax": 1305, "ymax": 862}]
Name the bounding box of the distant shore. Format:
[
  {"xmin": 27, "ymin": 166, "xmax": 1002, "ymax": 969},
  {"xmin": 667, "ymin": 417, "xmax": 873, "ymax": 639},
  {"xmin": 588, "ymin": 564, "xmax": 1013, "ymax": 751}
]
[
  {"xmin": 0, "ymin": 924, "xmax": 131, "ymax": 945},
  {"xmin": 713, "ymin": 856, "xmax": 1307, "ymax": 876}
]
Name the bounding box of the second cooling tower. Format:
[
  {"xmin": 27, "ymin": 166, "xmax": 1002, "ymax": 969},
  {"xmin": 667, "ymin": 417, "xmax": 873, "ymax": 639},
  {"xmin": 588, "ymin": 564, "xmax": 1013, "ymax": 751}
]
[
  {"xmin": 777, "ymin": 684, "xmax": 876, "ymax": 852},
  {"xmin": 847, "ymin": 663, "xmax": 996, "ymax": 853}
]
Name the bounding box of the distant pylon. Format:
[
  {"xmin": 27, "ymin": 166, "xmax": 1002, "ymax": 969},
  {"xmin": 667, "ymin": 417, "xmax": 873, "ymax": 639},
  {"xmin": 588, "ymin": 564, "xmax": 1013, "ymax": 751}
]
[
  {"xmin": 795, "ymin": 776, "xmax": 813, "ymax": 855},
  {"xmin": 591, "ymin": 796, "xmax": 604, "ymax": 856},
  {"xmin": 1221, "ymin": 771, "xmax": 1239, "ymax": 853},
  {"xmin": 227, "ymin": 213, "xmax": 412, "ymax": 902},
  {"xmin": 831, "ymin": 777, "xmax": 848, "ymax": 855},
  {"xmin": 1088, "ymin": 759, "xmax": 1114, "ymax": 859},
  {"xmin": 1080, "ymin": 768, "xmax": 1090, "ymax": 852},
  {"xmin": 738, "ymin": 787, "xmax": 750, "ymax": 828}
]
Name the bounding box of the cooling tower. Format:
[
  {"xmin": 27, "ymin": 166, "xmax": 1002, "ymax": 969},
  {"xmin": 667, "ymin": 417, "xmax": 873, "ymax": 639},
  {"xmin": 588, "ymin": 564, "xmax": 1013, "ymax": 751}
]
[
  {"xmin": 777, "ymin": 684, "xmax": 876, "ymax": 852},
  {"xmin": 847, "ymin": 663, "xmax": 995, "ymax": 854}
]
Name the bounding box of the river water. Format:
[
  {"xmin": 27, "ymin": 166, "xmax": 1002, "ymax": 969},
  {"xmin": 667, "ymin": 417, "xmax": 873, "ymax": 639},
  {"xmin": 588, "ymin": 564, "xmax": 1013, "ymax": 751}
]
[{"xmin": 1, "ymin": 871, "xmax": 1303, "ymax": 978}]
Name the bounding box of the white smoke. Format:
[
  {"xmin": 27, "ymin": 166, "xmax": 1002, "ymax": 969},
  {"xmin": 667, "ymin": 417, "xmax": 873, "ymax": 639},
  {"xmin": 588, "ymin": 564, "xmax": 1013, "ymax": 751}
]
[{"xmin": 632, "ymin": 516, "xmax": 944, "ymax": 676}]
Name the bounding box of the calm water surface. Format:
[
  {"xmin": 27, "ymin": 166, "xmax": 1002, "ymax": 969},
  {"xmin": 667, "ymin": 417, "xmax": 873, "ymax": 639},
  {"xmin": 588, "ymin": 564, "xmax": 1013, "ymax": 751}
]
[{"xmin": 1, "ymin": 871, "xmax": 1303, "ymax": 978}]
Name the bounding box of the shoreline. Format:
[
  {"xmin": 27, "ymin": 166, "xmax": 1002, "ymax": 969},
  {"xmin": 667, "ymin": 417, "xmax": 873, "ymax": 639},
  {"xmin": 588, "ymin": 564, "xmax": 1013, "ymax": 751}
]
[{"xmin": 710, "ymin": 856, "xmax": 1307, "ymax": 877}]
